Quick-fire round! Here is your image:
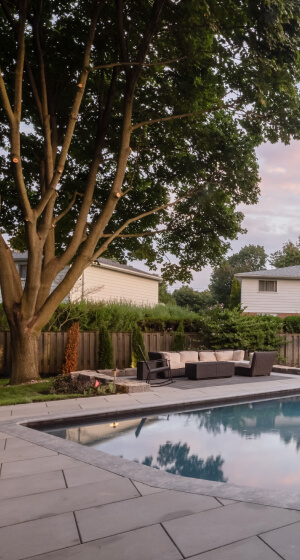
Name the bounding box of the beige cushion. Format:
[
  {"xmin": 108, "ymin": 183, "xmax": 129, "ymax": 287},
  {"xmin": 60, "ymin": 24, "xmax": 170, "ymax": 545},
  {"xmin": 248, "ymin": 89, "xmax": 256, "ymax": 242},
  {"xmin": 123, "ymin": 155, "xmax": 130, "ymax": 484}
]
[
  {"xmin": 215, "ymin": 350, "xmax": 234, "ymax": 361},
  {"xmin": 179, "ymin": 351, "xmax": 199, "ymax": 363},
  {"xmin": 199, "ymin": 351, "xmax": 217, "ymax": 362},
  {"xmin": 169, "ymin": 361, "xmax": 185, "ymax": 370},
  {"xmin": 232, "ymin": 350, "xmax": 245, "ymax": 361},
  {"xmin": 159, "ymin": 352, "xmax": 181, "ymax": 363}
]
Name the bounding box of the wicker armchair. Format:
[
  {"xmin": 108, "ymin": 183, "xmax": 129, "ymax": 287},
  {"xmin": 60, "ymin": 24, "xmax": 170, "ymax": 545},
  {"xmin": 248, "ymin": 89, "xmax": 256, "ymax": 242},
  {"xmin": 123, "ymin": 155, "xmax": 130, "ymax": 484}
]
[{"xmin": 235, "ymin": 351, "xmax": 277, "ymax": 377}]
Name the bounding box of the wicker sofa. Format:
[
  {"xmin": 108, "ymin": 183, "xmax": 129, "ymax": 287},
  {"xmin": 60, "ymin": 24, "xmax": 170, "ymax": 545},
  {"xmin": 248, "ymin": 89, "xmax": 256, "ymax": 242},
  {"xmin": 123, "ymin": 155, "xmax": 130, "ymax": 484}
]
[{"xmin": 147, "ymin": 349, "xmax": 247, "ymax": 378}]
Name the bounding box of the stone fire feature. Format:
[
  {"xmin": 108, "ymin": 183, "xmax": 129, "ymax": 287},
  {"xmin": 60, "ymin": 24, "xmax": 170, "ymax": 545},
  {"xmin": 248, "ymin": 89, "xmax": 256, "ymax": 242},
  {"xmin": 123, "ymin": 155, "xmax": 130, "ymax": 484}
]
[{"xmin": 71, "ymin": 369, "xmax": 150, "ymax": 393}]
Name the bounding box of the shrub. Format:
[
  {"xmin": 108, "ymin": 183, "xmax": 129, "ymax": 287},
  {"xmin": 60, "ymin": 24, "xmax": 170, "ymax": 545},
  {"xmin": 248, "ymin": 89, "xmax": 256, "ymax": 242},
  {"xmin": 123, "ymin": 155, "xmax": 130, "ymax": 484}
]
[
  {"xmin": 131, "ymin": 325, "xmax": 147, "ymax": 367},
  {"xmin": 98, "ymin": 322, "xmax": 114, "ymax": 369},
  {"xmin": 50, "ymin": 375, "xmax": 116, "ymax": 395},
  {"xmin": 62, "ymin": 322, "xmax": 80, "ymax": 375},
  {"xmin": 172, "ymin": 320, "xmax": 186, "ymax": 351},
  {"xmin": 284, "ymin": 316, "xmax": 300, "ymax": 333}
]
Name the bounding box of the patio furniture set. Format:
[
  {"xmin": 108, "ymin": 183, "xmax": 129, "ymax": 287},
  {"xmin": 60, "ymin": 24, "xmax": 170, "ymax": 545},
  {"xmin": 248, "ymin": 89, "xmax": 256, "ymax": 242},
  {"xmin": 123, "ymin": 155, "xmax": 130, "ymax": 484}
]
[{"xmin": 137, "ymin": 348, "xmax": 277, "ymax": 386}]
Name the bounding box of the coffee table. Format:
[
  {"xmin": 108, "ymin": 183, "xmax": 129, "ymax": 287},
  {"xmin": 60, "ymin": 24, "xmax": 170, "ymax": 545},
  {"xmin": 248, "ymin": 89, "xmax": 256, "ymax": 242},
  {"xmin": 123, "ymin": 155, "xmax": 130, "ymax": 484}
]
[{"xmin": 185, "ymin": 361, "xmax": 234, "ymax": 380}]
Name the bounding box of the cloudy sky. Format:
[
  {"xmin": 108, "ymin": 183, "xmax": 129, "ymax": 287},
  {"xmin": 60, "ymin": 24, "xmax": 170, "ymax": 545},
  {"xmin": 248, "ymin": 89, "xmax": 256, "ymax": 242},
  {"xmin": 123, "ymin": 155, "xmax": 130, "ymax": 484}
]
[
  {"xmin": 172, "ymin": 139, "xmax": 300, "ymax": 291},
  {"xmin": 134, "ymin": 138, "xmax": 300, "ymax": 291}
]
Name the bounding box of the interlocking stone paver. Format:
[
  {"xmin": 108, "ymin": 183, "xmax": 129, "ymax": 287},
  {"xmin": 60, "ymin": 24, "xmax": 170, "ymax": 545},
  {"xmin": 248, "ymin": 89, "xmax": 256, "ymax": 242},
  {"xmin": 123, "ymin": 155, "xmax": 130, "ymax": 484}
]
[
  {"xmin": 0, "ymin": 431, "xmax": 13, "ymax": 439},
  {"xmin": 63, "ymin": 464, "xmax": 121, "ymax": 487},
  {"xmin": 0, "ymin": 470, "xmax": 66, "ymax": 501},
  {"xmin": 217, "ymin": 498, "xmax": 237, "ymax": 506},
  {"xmin": 0, "ymin": 443, "xmax": 57, "ymax": 463},
  {"xmin": 0, "ymin": 438, "xmax": 5, "ymax": 451},
  {"xmin": 187, "ymin": 536, "xmax": 281, "ymax": 560},
  {"xmin": 162, "ymin": 502, "xmax": 300, "ymax": 557},
  {"xmin": 0, "ymin": 453, "xmax": 83, "ymax": 478},
  {"xmin": 260, "ymin": 520, "xmax": 300, "ymax": 560},
  {"xmin": 45, "ymin": 401, "xmax": 82, "ymax": 410},
  {"xmin": 131, "ymin": 479, "xmax": 166, "ymax": 496},
  {"xmin": 25, "ymin": 524, "xmax": 182, "ymax": 560},
  {"xmin": 75, "ymin": 489, "xmax": 220, "ymax": 542},
  {"xmin": 0, "ymin": 512, "xmax": 80, "ymax": 559},
  {"xmin": 0, "ymin": 477, "xmax": 139, "ymax": 527}
]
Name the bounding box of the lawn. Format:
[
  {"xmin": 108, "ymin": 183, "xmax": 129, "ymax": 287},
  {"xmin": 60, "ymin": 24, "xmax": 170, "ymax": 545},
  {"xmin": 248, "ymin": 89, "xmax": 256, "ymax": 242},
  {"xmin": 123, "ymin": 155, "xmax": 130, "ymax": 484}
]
[{"xmin": 0, "ymin": 378, "xmax": 85, "ymax": 406}]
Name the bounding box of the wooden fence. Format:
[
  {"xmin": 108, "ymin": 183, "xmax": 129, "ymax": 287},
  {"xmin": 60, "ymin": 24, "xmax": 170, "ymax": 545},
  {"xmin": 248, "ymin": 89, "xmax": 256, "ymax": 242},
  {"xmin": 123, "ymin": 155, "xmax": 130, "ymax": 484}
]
[{"xmin": 0, "ymin": 330, "xmax": 297, "ymax": 375}]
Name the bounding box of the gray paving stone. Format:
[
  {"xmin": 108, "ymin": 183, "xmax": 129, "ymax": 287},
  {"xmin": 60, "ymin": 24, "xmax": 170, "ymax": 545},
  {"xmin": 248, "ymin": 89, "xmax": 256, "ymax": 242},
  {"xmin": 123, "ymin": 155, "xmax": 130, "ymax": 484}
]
[
  {"xmin": 4, "ymin": 437, "xmax": 36, "ymax": 450},
  {"xmin": 260, "ymin": 520, "xmax": 300, "ymax": 560},
  {"xmin": 0, "ymin": 409, "xmax": 12, "ymax": 419},
  {"xmin": 45, "ymin": 401, "xmax": 82, "ymax": 410},
  {"xmin": 0, "ymin": 454, "xmax": 83, "ymax": 478},
  {"xmin": 63, "ymin": 464, "xmax": 121, "ymax": 487},
  {"xmin": 0, "ymin": 431, "xmax": 13, "ymax": 440},
  {"xmin": 76, "ymin": 489, "xmax": 220, "ymax": 542},
  {"xmin": 0, "ymin": 438, "xmax": 5, "ymax": 451},
  {"xmin": 0, "ymin": 477, "xmax": 139, "ymax": 527},
  {"xmin": 132, "ymin": 479, "xmax": 166, "ymax": 496},
  {"xmin": 162, "ymin": 502, "xmax": 300, "ymax": 557},
  {"xmin": 217, "ymin": 498, "xmax": 237, "ymax": 506},
  {"xmin": 25, "ymin": 524, "xmax": 182, "ymax": 560},
  {"xmin": 0, "ymin": 512, "xmax": 80, "ymax": 559},
  {"xmin": 0, "ymin": 470, "xmax": 66, "ymax": 501},
  {"xmin": 0, "ymin": 444, "xmax": 57, "ymax": 463},
  {"xmin": 188, "ymin": 536, "xmax": 281, "ymax": 560}
]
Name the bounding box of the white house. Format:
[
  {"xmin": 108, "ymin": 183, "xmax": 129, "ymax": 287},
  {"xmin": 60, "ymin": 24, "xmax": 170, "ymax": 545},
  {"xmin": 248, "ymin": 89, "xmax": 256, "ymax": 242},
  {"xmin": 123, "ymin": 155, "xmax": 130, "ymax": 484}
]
[
  {"xmin": 235, "ymin": 265, "xmax": 300, "ymax": 318},
  {"xmin": 1, "ymin": 252, "xmax": 161, "ymax": 306}
]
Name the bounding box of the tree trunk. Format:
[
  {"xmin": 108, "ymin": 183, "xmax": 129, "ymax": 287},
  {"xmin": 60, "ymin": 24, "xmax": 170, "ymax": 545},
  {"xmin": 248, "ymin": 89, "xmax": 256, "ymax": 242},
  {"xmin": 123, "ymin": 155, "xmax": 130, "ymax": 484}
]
[{"xmin": 9, "ymin": 325, "xmax": 41, "ymax": 385}]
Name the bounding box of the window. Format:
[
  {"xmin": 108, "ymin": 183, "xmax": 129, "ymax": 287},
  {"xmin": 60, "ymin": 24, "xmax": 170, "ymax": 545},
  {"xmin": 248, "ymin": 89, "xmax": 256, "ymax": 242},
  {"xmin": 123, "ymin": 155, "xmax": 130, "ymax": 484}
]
[
  {"xmin": 259, "ymin": 280, "xmax": 277, "ymax": 292},
  {"xmin": 19, "ymin": 264, "xmax": 27, "ymax": 279}
]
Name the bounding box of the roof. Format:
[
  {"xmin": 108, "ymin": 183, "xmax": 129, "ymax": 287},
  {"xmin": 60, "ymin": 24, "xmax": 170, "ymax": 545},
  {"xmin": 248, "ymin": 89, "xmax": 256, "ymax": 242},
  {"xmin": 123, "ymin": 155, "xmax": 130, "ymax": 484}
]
[
  {"xmin": 94, "ymin": 257, "xmax": 161, "ymax": 281},
  {"xmin": 11, "ymin": 251, "xmax": 161, "ymax": 281},
  {"xmin": 235, "ymin": 265, "xmax": 300, "ymax": 280}
]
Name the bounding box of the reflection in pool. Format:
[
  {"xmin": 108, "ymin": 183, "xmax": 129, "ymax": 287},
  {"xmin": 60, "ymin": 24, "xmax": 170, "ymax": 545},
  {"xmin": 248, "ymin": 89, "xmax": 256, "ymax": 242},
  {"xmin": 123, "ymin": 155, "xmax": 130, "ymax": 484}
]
[{"xmin": 44, "ymin": 395, "xmax": 300, "ymax": 491}]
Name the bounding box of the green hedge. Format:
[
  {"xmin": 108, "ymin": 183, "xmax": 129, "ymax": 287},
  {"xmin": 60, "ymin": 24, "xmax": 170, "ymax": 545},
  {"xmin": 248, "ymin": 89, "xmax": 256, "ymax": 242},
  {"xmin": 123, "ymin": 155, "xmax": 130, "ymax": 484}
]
[{"xmin": 283, "ymin": 316, "xmax": 300, "ymax": 333}]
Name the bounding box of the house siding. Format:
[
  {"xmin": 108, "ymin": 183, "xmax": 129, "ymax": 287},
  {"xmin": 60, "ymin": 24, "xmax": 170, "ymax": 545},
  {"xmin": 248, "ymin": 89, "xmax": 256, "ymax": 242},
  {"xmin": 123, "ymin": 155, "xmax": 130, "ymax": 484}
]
[
  {"xmin": 70, "ymin": 264, "xmax": 159, "ymax": 306},
  {"xmin": 241, "ymin": 277, "xmax": 300, "ymax": 315}
]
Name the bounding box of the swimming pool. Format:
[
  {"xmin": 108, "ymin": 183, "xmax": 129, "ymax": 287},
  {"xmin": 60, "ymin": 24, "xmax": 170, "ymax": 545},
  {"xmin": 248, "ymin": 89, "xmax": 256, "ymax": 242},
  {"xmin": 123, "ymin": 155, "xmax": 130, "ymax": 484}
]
[{"xmin": 44, "ymin": 395, "xmax": 300, "ymax": 492}]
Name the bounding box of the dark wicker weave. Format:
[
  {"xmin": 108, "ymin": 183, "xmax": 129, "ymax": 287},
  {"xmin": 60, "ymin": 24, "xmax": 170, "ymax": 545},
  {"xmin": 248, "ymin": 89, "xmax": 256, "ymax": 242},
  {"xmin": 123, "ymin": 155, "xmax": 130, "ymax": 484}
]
[{"xmin": 235, "ymin": 351, "xmax": 277, "ymax": 377}]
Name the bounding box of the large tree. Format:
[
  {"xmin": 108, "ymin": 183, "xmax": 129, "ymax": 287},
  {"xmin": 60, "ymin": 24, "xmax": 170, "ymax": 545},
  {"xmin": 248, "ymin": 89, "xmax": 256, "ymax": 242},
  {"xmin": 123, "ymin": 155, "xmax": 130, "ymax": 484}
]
[
  {"xmin": 269, "ymin": 237, "xmax": 300, "ymax": 268},
  {"xmin": 209, "ymin": 244, "xmax": 268, "ymax": 306},
  {"xmin": 1, "ymin": 1, "xmax": 300, "ymax": 383}
]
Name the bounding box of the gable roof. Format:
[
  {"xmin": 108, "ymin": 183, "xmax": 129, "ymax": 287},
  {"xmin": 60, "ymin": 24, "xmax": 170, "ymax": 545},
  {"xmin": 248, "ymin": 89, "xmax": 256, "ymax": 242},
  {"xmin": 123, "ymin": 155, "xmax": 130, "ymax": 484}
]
[
  {"xmin": 235, "ymin": 265, "xmax": 300, "ymax": 280},
  {"xmin": 94, "ymin": 257, "xmax": 161, "ymax": 281},
  {"xmin": 11, "ymin": 251, "xmax": 161, "ymax": 281}
]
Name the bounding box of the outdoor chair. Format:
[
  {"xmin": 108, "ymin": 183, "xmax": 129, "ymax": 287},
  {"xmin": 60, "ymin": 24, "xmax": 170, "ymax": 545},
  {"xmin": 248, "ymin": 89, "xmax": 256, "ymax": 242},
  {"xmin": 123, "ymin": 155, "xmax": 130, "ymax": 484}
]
[
  {"xmin": 235, "ymin": 351, "xmax": 277, "ymax": 377},
  {"xmin": 138, "ymin": 345, "xmax": 174, "ymax": 386}
]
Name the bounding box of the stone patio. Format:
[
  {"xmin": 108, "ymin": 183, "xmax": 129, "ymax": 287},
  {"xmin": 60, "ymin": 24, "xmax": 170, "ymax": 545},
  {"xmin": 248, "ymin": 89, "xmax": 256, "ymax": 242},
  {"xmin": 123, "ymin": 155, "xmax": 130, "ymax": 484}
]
[{"xmin": 1, "ymin": 373, "xmax": 300, "ymax": 559}]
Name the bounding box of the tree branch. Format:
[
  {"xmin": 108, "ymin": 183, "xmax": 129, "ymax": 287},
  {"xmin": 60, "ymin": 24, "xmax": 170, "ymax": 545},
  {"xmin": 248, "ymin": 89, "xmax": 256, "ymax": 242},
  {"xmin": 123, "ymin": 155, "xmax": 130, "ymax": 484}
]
[
  {"xmin": 14, "ymin": 0, "xmax": 27, "ymax": 121},
  {"xmin": 132, "ymin": 100, "xmax": 241, "ymax": 130},
  {"xmin": 0, "ymin": 67, "xmax": 15, "ymax": 126},
  {"xmin": 92, "ymin": 189, "xmax": 197, "ymax": 259},
  {"xmin": 89, "ymin": 56, "xmax": 188, "ymax": 72},
  {"xmin": 34, "ymin": 0, "xmax": 106, "ymax": 218},
  {"xmin": 54, "ymin": 191, "xmax": 84, "ymax": 224},
  {"xmin": 101, "ymin": 228, "xmax": 167, "ymax": 238}
]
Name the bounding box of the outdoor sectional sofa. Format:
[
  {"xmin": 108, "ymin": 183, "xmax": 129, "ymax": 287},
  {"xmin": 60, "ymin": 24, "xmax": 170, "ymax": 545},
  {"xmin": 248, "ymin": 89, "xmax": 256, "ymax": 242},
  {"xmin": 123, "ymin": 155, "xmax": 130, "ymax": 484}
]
[{"xmin": 146, "ymin": 349, "xmax": 247, "ymax": 378}]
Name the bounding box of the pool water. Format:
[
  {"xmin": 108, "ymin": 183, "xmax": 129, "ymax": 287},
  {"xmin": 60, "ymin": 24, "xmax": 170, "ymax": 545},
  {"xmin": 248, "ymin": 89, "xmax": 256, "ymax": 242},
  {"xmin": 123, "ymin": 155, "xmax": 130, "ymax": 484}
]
[{"xmin": 44, "ymin": 395, "xmax": 300, "ymax": 492}]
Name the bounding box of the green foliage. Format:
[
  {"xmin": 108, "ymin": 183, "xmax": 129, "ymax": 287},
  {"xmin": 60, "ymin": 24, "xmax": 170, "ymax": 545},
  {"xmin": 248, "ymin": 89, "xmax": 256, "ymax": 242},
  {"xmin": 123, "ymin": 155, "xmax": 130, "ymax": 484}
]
[
  {"xmin": 98, "ymin": 322, "xmax": 114, "ymax": 370},
  {"xmin": 229, "ymin": 277, "xmax": 241, "ymax": 310},
  {"xmin": 131, "ymin": 325, "xmax": 147, "ymax": 367},
  {"xmin": 172, "ymin": 321, "xmax": 186, "ymax": 352},
  {"xmin": 196, "ymin": 306, "xmax": 283, "ymax": 352},
  {"xmin": 173, "ymin": 286, "xmax": 214, "ymax": 313},
  {"xmin": 159, "ymin": 282, "xmax": 176, "ymax": 306},
  {"xmin": 269, "ymin": 237, "xmax": 300, "ymax": 268},
  {"xmin": 50, "ymin": 375, "xmax": 117, "ymax": 396},
  {"xmin": 210, "ymin": 245, "xmax": 268, "ymax": 306},
  {"xmin": 283, "ymin": 316, "xmax": 300, "ymax": 333}
]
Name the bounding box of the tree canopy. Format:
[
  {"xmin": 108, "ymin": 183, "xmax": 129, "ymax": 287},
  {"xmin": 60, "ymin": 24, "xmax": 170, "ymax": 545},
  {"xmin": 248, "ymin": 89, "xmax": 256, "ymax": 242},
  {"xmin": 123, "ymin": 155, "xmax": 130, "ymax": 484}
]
[
  {"xmin": 209, "ymin": 244, "xmax": 268, "ymax": 306},
  {"xmin": 1, "ymin": 0, "xmax": 300, "ymax": 382},
  {"xmin": 173, "ymin": 286, "xmax": 214, "ymax": 313},
  {"xmin": 269, "ymin": 237, "xmax": 300, "ymax": 268}
]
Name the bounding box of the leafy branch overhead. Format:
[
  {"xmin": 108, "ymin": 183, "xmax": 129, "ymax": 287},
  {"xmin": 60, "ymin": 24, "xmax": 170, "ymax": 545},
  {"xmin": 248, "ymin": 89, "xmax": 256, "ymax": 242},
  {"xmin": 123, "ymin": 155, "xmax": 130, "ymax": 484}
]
[{"xmin": 1, "ymin": 0, "xmax": 300, "ymax": 384}]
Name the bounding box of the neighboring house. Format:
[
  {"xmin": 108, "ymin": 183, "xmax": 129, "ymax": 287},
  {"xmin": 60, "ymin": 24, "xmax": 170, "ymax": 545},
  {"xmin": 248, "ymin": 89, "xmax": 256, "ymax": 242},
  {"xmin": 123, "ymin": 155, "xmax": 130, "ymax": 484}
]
[
  {"xmin": 235, "ymin": 265, "xmax": 300, "ymax": 317},
  {"xmin": 1, "ymin": 252, "xmax": 161, "ymax": 306}
]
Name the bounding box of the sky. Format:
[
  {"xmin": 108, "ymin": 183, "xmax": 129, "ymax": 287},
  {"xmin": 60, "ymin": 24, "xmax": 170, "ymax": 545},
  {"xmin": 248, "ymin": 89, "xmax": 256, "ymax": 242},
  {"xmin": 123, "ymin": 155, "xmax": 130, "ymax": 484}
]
[{"xmin": 136, "ymin": 138, "xmax": 300, "ymax": 292}]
